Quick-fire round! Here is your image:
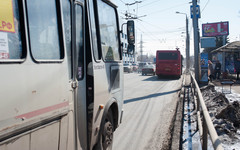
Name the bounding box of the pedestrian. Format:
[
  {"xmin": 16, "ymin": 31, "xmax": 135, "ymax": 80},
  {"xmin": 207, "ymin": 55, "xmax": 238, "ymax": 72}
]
[
  {"xmin": 234, "ymin": 58, "xmax": 240, "ymax": 80},
  {"xmin": 214, "ymin": 60, "xmax": 221, "ymax": 79},
  {"xmin": 208, "ymin": 60, "xmax": 214, "ymax": 82}
]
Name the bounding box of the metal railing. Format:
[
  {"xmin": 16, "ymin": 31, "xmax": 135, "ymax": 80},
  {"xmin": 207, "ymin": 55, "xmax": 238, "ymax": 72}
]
[{"xmin": 190, "ymin": 73, "xmax": 223, "ymax": 150}]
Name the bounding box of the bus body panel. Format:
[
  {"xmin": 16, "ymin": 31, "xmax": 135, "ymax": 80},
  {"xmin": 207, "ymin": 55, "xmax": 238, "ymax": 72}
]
[
  {"xmin": 156, "ymin": 50, "xmax": 182, "ymax": 77},
  {"xmin": 0, "ymin": 0, "xmax": 124, "ymax": 149},
  {"xmin": 0, "ymin": 61, "xmax": 72, "ymax": 133},
  {"xmin": 89, "ymin": 62, "xmax": 123, "ymax": 147}
]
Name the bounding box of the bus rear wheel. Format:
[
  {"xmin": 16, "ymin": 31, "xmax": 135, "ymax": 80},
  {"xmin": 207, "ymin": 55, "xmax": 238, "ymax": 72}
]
[{"xmin": 94, "ymin": 110, "xmax": 114, "ymax": 150}]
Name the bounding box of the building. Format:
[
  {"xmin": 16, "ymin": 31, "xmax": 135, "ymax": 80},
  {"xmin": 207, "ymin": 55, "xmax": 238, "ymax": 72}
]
[{"xmin": 211, "ymin": 41, "xmax": 240, "ymax": 73}]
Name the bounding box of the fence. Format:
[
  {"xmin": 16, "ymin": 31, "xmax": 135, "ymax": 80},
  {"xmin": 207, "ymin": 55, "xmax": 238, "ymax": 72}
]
[{"xmin": 190, "ymin": 73, "xmax": 223, "ymax": 150}]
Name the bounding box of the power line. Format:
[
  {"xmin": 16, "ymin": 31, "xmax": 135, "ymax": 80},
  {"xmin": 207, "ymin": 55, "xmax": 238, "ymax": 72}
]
[
  {"xmin": 138, "ymin": 0, "xmax": 163, "ymax": 8},
  {"xmin": 136, "ymin": 19, "xmax": 186, "ymax": 46},
  {"xmin": 146, "ymin": 2, "xmax": 189, "ymax": 16},
  {"xmin": 201, "ymin": 0, "xmax": 210, "ymax": 14},
  {"xmin": 126, "ymin": 1, "xmax": 142, "ymax": 6},
  {"xmin": 137, "ymin": 21, "xmax": 167, "ymax": 44},
  {"xmin": 119, "ymin": 0, "xmax": 126, "ymax": 4},
  {"xmin": 140, "ymin": 20, "xmax": 185, "ymax": 33}
]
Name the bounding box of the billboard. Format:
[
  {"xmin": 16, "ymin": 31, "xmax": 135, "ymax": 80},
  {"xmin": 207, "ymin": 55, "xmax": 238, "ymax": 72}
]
[{"xmin": 202, "ymin": 21, "xmax": 229, "ymax": 37}]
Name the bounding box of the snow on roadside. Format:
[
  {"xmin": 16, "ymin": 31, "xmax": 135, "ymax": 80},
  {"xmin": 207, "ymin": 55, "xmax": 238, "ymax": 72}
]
[
  {"xmin": 182, "ymin": 84, "xmax": 240, "ymax": 150},
  {"xmin": 214, "ymin": 86, "xmax": 240, "ymax": 150},
  {"xmin": 215, "ymin": 86, "xmax": 240, "ymax": 103},
  {"xmin": 200, "ymin": 85, "xmax": 240, "ymax": 150}
]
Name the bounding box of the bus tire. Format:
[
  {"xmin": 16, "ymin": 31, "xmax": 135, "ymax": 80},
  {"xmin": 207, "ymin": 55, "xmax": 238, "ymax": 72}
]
[{"xmin": 94, "ymin": 109, "xmax": 114, "ymax": 150}]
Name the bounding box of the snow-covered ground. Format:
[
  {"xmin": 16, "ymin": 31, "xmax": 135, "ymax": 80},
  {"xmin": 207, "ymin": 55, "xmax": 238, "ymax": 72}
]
[
  {"xmin": 215, "ymin": 86, "xmax": 240, "ymax": 103},
  {"xmin": 182, "ymin": 85, "xmax": 240, "ymax": 150},
  {"xmin": 215, "ymin": 86, "xmax": 240, "ymax": 150}
]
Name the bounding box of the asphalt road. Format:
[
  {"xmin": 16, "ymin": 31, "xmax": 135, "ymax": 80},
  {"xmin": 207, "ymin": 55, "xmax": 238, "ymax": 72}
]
[{"xmin": 112, "ymin": 73, "xmax": 183, "ymax": 150}]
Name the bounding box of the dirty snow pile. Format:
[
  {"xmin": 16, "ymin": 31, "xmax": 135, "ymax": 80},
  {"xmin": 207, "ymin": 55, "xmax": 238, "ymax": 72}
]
[{"xmin": 200, "ymin": 84, "xmax": 240, "ymax": 149}]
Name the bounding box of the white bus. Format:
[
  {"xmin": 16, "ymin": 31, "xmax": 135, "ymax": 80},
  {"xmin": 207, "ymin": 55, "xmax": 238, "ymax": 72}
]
[{"xmin": 0, "ymin": 0, "xmax": 134, "ymax": 149}]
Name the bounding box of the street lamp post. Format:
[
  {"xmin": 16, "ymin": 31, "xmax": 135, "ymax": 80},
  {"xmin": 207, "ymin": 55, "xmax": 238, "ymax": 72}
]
[{"xmin": 176, "ymin": 12, "xmax": 190, "ymax": 73}]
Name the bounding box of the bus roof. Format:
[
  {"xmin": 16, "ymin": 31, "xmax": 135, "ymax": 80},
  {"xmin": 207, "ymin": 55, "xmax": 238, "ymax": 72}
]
[
  {"xmin": 156, "ymin": 50, "xmax": 180, "ymax": 52},
  {"xmin": 156, "ymin": 50, "xmax": 180, "ymax": 54}
]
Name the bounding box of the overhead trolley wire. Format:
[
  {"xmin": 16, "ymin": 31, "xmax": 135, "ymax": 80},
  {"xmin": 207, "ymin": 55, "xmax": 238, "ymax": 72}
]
[
  {"xmin": 138, "ymin": 0, "xmax": 163, "ymax": 9},
  {"xmin": 119, "ymin": 0, "xmax": 126, "ymax": 4},
  {"xmin": 146, "ymin": 2, "xmax": 189, "ymax": 16},
  {"xmin": 140, "ymin": 20, "xmax": 185, "ymax": 34},
  {"xmin": 201, "ymin": 0, "xmax": 210, "ymax": 14}
]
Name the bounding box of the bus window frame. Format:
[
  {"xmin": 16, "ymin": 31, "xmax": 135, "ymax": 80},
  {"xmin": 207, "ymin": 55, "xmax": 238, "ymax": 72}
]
[
  {"xmin": 88, "ymin": 0, "xmax": 102, "ymax": 63},
  {"xmin": 93, "ymin": 0, "xmax": 122, "ymax": 63},
  {"xmin": 0, "ymin": 0, "xmax": 27, "ymax": 64},
  {"xmin": 25, "ymin": 0, "xmax": 65, "ymax": 63},
  {"xmin": 74, "ymin": 2, "xmax": 85, "ymax": 81}
]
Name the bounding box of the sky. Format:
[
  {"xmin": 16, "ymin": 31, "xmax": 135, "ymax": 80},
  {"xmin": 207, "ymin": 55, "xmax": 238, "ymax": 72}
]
[{"xmin": 114, "ymin": 0, "xmax": 240, "ymax": 57}]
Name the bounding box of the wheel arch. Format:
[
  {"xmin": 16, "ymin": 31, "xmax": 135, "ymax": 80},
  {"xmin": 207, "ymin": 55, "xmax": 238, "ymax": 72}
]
[
  {"xmin": 102, "ymin": 98, "xmax": 119, "ymax": 131},
  {"xmin": 92, "ymin": 99, "xmax": 119, "ymax": 150}
]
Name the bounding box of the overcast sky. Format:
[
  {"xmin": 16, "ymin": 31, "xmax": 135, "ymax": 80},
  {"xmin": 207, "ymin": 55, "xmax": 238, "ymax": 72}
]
[{"xmin": 115, "ymin": 0, "xmax": 240, "ymax": 57}]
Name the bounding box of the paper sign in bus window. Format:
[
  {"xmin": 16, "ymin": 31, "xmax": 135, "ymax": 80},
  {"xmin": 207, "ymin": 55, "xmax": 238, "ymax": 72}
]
[
  {"xmin": 0, "ymin": 32, "xmax": 9, "ymax": 59},
  {"xmin": 0, "ymin": 0, "xmax": 15, "ymax": 33}
]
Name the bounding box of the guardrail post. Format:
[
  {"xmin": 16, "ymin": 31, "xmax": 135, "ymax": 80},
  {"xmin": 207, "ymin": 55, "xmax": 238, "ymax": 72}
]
[
  {"xmin": 193, "ymin": 84, "xmax": 196, "ymax": 96},
  {"xmin": 202, "ymin": 117, "xmax": 208, "ymax": 150},
  {"xmin": 197, "ymin": 95, "xmax": 200, "ymax": 112},
  {"xmin": 190, "ymin": 77, "xmax": 193, "ymax": 93}
]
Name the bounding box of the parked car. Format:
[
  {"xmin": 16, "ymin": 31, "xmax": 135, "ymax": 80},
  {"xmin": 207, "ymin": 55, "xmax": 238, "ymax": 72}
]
[
  {"xmin": 132, "ymin": 63, "xmax": 138, "ymax": 72},
  {"xmin": 123, "ymin": 63, "xmax": 133, "ymax": 73},
  {"xmin": 142, "ymin": 64, "xmax": 156, "ymax": 76}
]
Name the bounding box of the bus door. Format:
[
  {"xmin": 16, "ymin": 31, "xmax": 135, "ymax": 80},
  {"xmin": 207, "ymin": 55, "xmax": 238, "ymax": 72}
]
[
  {"xmin": 72, "ymin": 1, "xmax": 89, "ymax": 149},
  {"xmin": 87, "ymin": 0, "xmax": 123, "ymax": 149}
]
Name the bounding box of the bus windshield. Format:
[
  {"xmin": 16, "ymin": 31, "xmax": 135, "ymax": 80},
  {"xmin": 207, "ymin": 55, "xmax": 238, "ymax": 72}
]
[{"xmin": 158, "ymin": 52, "xmax": 178, "ymax": 60}]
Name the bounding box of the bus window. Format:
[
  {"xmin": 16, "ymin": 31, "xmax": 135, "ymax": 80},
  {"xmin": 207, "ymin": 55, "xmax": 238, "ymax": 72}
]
[
  {"xmin": 26, "ymin": 0, "xmax": 62, "ymax": 60},
  {"xmin": 97, "ymin": 0, "xmax": 120, "ymax": 62},
  {"xmin": 0, "ymin": 0, "xmax": 24, "ymax": 60},
  {"xmin": 89, "ymin": 0, "xmax": 101, "ymax": 61},
  {"xmin": 158, "ymin": 52, "xmax": 178, "ymax": 60}
]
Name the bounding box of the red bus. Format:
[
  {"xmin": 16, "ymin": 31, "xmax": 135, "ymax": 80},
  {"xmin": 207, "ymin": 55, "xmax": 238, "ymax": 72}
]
[{"xmin": 156, "ymin": 49, "xmax": 182, "ymax": 78}]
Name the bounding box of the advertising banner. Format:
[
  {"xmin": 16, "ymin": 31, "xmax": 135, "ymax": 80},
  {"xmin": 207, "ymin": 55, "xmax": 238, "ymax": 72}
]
[
  {"xmin": 0, "ymin": 0, "xmax": 15, "ymax": 33},
  {"xmin": 200, "ymin": 53, "xmax": 208, "ymax": 82},
  {"xmin": 225, "ymin": 53, "xmax": 236, "ymax": 74},
  {"xmin": 0, "ymin": 32, "xmax": 9, "ymax": 59},
  {"xmin": 202, "ymin": 22, "xmax": 229, "ymax": 37}
]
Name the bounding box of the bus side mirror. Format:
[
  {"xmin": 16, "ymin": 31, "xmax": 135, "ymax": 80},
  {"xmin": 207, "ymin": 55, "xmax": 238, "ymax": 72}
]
[
  {"xmin": 127, "ymin": 20, "xmax": 135, "ymax": 55},
  {"xmin": 127, "ymin": 20, "xmax": 135, "ymax": 45},
  {"xmin": 127, "ymin": 44, "xmax": 134, "ymax": 55}
]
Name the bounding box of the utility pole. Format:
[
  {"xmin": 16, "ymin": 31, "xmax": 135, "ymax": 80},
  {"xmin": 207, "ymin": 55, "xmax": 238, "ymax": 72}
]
[
  {"xmin": 186, "ymin": 15, "xmax": 190, "ymax": 73},
  {"xmin": 139, "ymin": 34, "xmax": 143, "ymax": 62},
  {"xmin": 192, "ymin": 0, "xmax": 200, "ymax": 81},
  {"xmin": 176, "ymin": 11, "xmax": 190, "ymax": 73}
]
